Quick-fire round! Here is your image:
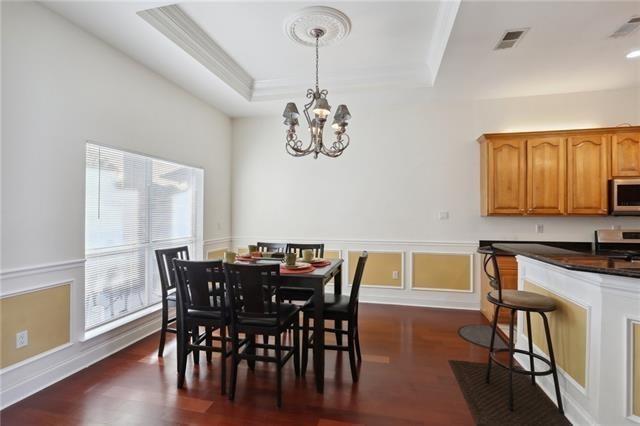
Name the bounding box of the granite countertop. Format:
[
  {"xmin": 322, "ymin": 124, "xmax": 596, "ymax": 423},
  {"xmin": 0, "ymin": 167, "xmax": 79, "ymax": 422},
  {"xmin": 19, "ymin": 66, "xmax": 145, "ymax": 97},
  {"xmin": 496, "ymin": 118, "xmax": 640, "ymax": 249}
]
[{"xmin": 489, "ymin": 243, "xmax": 640, "ymax": 279}]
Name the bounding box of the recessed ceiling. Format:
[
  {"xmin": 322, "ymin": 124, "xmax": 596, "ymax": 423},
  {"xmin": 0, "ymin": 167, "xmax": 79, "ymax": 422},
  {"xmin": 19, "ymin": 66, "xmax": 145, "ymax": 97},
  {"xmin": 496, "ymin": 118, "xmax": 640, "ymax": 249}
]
[{"xmin": 43, "ymin": 1, "xmax": 640, "ymax": 117}]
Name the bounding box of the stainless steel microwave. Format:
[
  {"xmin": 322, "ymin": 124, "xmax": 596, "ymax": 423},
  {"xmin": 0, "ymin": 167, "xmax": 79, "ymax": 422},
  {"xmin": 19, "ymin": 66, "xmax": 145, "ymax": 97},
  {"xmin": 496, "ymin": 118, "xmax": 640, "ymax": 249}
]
[{"xmin": 611, "ymin": 178, "xmax": 640, "ymax": 215}]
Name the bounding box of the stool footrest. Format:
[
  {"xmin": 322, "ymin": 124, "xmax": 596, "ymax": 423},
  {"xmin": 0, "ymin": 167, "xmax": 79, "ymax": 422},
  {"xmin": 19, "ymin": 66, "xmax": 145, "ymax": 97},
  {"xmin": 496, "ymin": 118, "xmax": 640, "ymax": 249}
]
[{"xmin": 489, "ymin": 348, "xmax": 554, "ymax": 376}]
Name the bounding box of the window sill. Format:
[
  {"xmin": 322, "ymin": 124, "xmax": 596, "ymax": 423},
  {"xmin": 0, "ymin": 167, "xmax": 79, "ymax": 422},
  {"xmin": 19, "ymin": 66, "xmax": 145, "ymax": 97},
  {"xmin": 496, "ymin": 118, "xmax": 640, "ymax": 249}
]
[{"xmin": 81, "ymin": 303, "xmax": 162, "ymax": 342}]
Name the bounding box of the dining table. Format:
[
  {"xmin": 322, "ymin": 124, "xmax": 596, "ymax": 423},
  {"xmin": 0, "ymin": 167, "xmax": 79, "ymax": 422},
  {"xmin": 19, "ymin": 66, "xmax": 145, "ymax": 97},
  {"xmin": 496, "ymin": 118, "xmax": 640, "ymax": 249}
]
[{"xmin": 246, "ymin": 257, "xmax": 343, "ymax": 393}]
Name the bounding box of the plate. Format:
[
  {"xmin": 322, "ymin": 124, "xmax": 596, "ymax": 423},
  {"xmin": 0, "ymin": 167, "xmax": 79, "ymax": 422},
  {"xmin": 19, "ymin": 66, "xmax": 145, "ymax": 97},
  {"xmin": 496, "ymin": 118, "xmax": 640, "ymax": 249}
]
[
  {"xmin": 306, "ymin": 258, "xmax": 327, "ymax": 264},
  {"xmin": 283, "ymin": 262, "xmax": 311, "ymax": 270}
]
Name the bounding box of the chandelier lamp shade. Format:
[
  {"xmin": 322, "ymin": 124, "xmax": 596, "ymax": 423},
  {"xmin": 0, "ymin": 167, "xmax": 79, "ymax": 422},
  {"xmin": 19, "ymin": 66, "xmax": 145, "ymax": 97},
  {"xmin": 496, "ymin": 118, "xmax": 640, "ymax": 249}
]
[{"xmin": 283, "ymin": 28, "xmax": 351, "ymax": 159}]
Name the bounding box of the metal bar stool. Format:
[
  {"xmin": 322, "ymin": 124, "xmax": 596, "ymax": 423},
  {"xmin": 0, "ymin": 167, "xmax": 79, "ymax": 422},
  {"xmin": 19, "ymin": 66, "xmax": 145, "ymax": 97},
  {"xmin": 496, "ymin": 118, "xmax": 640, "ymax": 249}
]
[{"xmin": 478, "ymin": 246, "xmax": 564, "ymax": 414}]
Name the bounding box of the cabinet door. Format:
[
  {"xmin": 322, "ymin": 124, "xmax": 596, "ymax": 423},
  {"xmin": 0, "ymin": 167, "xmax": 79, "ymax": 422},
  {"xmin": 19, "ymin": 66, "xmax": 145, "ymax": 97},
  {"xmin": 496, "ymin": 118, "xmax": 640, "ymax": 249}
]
[
  {"xmin": 611, "ymin": 132, "xmax": 640, "ymax": 177},
  {"xmin": 527, "ymin": 137, "xmax": 566, "ymax": 215},
  {"xmin": 567, "ymin": 135, "xmax": 608, "ymax": 215},
  {"xmin": 486, "ymin": 139, "xmax": 526, "ymax": 215}
]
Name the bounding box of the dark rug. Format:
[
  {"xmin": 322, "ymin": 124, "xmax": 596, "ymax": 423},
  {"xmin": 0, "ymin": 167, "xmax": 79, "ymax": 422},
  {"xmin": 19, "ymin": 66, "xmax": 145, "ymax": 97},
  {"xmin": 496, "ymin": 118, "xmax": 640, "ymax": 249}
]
[
  {"xmin": 449, "ymin": 361, "xmax": 570, "ymax": 426},
  {"xmin": 458, "ymin": 325, "xmax": 508, "ymax": 349}
]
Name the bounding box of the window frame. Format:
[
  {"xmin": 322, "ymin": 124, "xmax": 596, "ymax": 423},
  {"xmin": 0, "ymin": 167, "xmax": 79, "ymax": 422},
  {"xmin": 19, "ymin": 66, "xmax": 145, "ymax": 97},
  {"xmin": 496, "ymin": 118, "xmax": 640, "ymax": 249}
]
[{"xmin": 83, "ymin": 141, "xmax": 204, "ymax": 335}]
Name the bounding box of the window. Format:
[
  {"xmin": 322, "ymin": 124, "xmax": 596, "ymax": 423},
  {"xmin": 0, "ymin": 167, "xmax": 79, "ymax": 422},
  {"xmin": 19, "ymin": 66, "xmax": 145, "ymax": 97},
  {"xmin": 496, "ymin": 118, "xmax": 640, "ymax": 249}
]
[{"xmin": 84, "ymin": 143, "xmax": 203, "ymax": 331}]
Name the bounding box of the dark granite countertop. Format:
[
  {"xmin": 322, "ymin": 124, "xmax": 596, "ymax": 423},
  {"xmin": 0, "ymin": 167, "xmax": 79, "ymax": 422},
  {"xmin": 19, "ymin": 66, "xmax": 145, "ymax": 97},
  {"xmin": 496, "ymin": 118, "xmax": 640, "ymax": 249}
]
[{"xmin": 488, "ymin": 243, "xmax": 640, "ymax": 279}]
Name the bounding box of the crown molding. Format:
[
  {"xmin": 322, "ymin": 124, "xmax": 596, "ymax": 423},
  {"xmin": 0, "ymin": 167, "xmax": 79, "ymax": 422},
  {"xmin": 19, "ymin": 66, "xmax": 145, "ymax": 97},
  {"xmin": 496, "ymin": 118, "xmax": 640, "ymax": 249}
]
[
  {"xmin": 426, "ymin": 0, "xmax": 461, "ymax": 86},
  {"xmin": 137, "ymin": 4, "xmax": 253, "ymax": 101},
  {"xmin": 138, "ymin": 2, "xmax": 459, "ymax": 102},
  {"xmin": 251, "ymin": 64, "xmax": 432, "ymax": 101}
]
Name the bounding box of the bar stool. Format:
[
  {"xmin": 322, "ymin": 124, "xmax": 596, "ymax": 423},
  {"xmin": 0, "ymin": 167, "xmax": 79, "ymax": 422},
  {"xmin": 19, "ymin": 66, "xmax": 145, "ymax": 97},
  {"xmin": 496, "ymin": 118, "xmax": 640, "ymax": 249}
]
[{"xmin": 479, "ymin": 246, "xmax": 564, "ymax": 414}]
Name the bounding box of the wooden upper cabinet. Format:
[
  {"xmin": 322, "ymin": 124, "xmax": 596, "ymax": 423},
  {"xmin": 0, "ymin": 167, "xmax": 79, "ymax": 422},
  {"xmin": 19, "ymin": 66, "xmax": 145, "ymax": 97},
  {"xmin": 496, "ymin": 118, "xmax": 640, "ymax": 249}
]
[
  {"xmin": 567, "ymin": 135, "xmax": 608, "ymax": 215},
  {"xmin": 526, "ymin": 137, "xmax": 566, "ymax": 215},
  {"xmin": 611, "ymin": 132, "xmax": 640, "ymax": 177},
  {"xmin": 478, "ymin": 126, "xmax": 640, "ymax": 216},
  {"xmin": 483, "ymin": 139, "xmax": 526, "ymax": 215}
]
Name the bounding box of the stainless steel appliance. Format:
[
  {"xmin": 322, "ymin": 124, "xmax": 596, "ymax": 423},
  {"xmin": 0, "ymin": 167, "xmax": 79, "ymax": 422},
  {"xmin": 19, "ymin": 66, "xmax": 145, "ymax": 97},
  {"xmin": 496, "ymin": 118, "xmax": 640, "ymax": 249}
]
[
  {"xmin": 594, "ymin": 229, "xmax": 640, "ymax": 261},
  {"xmin": 610, "ymin": 178, "xmax": 640, "ymax": 215}
]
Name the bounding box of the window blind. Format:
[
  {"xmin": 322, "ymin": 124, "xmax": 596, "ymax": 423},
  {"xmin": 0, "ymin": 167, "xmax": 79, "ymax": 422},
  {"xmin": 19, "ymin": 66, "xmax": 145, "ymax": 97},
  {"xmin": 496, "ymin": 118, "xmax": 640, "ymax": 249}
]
[{"xmin": 85, "ymin": 143, "xmax": 203, "ymax": 330}]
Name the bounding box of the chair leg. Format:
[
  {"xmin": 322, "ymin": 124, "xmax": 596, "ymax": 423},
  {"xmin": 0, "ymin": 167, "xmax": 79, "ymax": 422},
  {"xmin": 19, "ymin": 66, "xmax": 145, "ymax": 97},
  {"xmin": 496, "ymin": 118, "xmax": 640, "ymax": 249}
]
[
  {"xmin": 486, "ymin": 304, "xmax": 500, "ymax": 384},
  {"xmin": 229, "ymin": 332, "xmax": 239, "ymax": 401},
  {"xmin": 354, "ymin": 315, "xmax": 362, "ymax": 362},
  {"xmin": 177, "ymin": 324, "xmax": 188, "ymax": 388},
  {"xmin": 526, "ymin": 311, "xmax": 536, "ymax": 385},
  {"xmin": 192, "ymin": 326, "xmax": 200, "ymax": 364},
  {"xmin": 348, "ymin": 321, "xmax": 358, "ymax": 382},
  {"xmin": 275, "ymin": 332, "xmax": 283, "ymax": 408},
  {"xmin": 302, "ymin": 313, "xmax": 310, "ymax": 376},
  {"xmin": 247, "ymin": 334, "xmax": 256, "ymax": 371},
  {"xmin": 508, "ymin": 309, "xmax": 516, "ymax": 411},
  {"xmin": 205, "ymin": 326, "xmax": 212, "ymax": 364},
  {"xmin": 220, "ymin": 325, "xmax": 227, "ymax": 395},
  {"xmin": 158, "ymin": 300, "xmax": 168, "ymax": 357},
  {"xmin": 293, "ymin": 318, "xmax": 301, "ymax": 377},
  {"xmin": 335, "ymin": 319, "xmax": 343, "ymax": 346},
  {"xmin": 541, "ymin": 312, "xmax": 564, "ymax": 414}
]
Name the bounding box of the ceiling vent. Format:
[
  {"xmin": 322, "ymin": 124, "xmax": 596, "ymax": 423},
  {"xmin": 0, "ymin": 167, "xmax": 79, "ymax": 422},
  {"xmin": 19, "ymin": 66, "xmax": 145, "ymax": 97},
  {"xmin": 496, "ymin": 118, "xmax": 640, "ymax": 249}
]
[
  {"xmin": 494, "ymin": 28, "xmax": 529, "ymax": 50},
  {"xmin": 610, "ymin": 16, "xmax": 640, "ymax": 38}
]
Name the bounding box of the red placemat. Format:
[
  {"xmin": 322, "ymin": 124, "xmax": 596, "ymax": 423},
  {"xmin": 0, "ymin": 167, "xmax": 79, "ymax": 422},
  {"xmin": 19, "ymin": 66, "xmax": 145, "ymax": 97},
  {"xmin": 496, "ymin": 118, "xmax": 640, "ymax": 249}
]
[
  {"xmin": 308, "ymin": 260, "xmax": 331, "ymax": 267},
  {"xmin": 280, "ymin": 265, "xmax": 315, "ymax": 274}
]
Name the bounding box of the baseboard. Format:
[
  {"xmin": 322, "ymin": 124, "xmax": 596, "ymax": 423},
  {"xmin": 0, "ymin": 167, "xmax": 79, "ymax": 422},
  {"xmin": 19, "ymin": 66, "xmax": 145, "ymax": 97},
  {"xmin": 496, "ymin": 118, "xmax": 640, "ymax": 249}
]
[
  {"xmin": 0, "ymin": 312, "xmax": 161, "ymax": 410},
  {"xmin": 514, "ymin": 352, "xmax": 595, "ymax": 425},
  {"xmin": 359, "ymin": 294, "xmax": 480, "ymax": 311}
]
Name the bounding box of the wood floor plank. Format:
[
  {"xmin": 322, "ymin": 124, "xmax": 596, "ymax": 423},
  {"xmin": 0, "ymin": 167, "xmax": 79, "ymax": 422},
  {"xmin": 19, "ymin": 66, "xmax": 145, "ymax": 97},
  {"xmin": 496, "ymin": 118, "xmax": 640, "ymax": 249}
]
[{"xmin": 0, "ymin": 304, "xmax": 488, "ymax": 425}]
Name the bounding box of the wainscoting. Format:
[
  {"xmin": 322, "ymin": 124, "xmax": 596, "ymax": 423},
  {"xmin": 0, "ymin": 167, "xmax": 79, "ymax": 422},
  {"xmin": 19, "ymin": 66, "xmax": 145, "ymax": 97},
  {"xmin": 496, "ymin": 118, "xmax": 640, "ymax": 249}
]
[{"xmin": 216, "ymin": 237, "xmax": 480, "ymax": 311}]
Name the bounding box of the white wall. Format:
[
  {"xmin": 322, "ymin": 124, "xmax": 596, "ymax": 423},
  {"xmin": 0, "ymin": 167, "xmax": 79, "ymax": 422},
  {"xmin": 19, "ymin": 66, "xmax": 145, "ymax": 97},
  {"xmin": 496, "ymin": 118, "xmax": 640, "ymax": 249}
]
[
  {"xmin": 1, "ymin": 2, "xmax": 232, "ymax": 271},
  {"xmin": 232, "ymin": 86, "xmax": 640, "ymax": 244}
]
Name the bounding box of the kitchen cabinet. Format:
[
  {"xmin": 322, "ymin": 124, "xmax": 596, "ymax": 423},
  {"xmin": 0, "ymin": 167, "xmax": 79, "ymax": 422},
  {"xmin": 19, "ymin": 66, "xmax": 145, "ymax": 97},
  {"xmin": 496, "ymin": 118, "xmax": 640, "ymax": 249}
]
[
  {"xmin": 567, "ymin": 135, "xmax": 608, "ymax": 215},
  {"xmin": 611, "ymin": 131, "xmax": 640, "ymax": 177},
  {"xmin": 526, "ymin": 137, "xmax": 566, "ymax": 215},
  {"xmin": 478, "ymin": 126, "xmax": 640, "ymax": 216},
  {"xmin": 481, "ymin": 139, "xmax": 526, "ymax": 215}
]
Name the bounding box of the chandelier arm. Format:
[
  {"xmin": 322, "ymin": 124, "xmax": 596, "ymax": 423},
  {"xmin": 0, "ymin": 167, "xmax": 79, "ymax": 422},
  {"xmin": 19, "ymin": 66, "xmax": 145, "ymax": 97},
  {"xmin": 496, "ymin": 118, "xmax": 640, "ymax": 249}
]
[{"xmin": 319, "ymin": 133, "xmax": 350, "ymax": 157}]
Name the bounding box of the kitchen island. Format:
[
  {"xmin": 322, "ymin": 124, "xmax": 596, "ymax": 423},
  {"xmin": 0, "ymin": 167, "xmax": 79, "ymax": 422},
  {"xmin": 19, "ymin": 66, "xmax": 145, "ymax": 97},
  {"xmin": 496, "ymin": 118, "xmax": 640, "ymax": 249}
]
[{"xmin": 491, "ymin": 243, "xmax": 640, "ymax": 425}]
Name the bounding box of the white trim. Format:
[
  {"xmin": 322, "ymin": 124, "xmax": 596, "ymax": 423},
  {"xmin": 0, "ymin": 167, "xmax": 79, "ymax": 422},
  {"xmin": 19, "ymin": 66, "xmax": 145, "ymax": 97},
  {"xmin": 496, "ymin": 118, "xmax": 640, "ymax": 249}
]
[
  {"xmin": 82, "ymin": 303, "xmax": 162, "ymax": 341},
  {"xmin": 137, "ymin": 5, "xmax": 253, "ymax": 100},
  {"xmin": 0, "ymin": 311, "xmax": 161, "ymax": 410},
  {"xmin": 426, "ymin": 0, "xmax": 461, "ymax": 85},
  {"xmin": 409, "ymin": 251, "xmax": 474, "ymax": 293},
  {"xmin": 358, "ymin": 297, "xmax": 478, "ymax": 311},
  {"xmin": 0, "ymin": 259, "xmax": 85, "ymax": 283},
  {"xmin": 627, "ymin": 317, "xmax": 640, "ymax": 422},
  {"xmin": 203, "ymin": 237, "xmax": 232, "ymax": 246},
  {"xmin": 0, "ymin": 343, "xmax": 73, "ymax": 375},
  {"xmin": 521, "ymin": 275, "xmax": 591, "ymax": 394},
  {"xmin": 0, "ymin": 278, "xmax": 74, "ymax": 299}
]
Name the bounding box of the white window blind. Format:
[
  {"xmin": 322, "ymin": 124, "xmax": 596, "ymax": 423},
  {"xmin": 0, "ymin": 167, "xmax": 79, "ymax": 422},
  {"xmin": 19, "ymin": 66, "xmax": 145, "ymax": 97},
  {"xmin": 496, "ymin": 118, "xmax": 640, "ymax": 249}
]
[{"xmin": 85, "ymin": 143, "xmax": 203, "ymax": 331}]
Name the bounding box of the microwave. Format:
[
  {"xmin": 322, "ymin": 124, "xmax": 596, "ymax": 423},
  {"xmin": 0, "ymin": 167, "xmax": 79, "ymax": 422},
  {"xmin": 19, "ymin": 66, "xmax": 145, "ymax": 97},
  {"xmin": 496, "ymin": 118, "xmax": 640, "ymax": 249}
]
[{"xmin": 611, "ymin": 178, "xmax": 640, "ymax": 215}]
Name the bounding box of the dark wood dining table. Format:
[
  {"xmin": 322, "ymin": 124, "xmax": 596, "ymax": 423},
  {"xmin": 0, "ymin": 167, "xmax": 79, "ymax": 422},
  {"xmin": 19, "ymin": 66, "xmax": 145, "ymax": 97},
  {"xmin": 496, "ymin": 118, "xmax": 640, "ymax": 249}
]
[{"xmin": 256, "ymin": 258, "xmax": 343, "ymax": 393}]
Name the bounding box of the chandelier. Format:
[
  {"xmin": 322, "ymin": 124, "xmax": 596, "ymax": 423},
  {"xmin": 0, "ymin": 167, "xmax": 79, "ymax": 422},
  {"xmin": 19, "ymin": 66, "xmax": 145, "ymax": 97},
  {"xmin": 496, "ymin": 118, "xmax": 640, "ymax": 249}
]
[{"xmin": 282, "ymin": 28, "xmax": 351, "ymax": 159}]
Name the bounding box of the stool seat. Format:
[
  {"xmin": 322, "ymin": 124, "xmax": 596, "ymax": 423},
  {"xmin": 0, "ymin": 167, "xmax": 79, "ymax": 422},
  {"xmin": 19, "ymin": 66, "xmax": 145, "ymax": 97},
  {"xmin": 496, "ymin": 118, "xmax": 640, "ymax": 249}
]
[{"xmin": 488, "ymin": 290, "xmax": 556, "ymax": 311}]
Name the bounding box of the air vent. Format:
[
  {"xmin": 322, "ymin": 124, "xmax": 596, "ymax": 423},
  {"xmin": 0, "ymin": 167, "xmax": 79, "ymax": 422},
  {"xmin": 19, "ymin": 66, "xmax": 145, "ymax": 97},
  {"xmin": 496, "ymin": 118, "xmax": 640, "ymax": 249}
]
[
  {"xmin": 494, "ymin": 28, "xmax": 529, "ymax": 50},
  {"xmin": 610, "ymin": 16, "xmax": 640, "ymax": 38}
]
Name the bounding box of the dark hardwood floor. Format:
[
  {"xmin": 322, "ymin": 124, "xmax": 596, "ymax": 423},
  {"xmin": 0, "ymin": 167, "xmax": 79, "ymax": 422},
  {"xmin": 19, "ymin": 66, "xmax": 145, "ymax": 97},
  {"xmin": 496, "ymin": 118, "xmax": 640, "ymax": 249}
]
[{"xmin": 1, "ymin": 304, "xmax": 488, "ymax": 425}]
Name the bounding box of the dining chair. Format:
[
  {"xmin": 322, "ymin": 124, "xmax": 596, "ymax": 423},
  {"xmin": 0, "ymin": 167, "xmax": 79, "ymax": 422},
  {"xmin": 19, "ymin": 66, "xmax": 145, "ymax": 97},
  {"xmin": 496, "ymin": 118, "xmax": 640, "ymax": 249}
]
[
  {"xmin": 154, "ymin": 246, "xmax": 189, "ymax": 357},
  {"xmin": 301, "ymin": 251, "xmax": 368, "ymax": 382},
  {"xmin": 172, "ymin": 259, "xmax": 234, "ymax": 394},
  {"xmin": 281, "ymin": 243, "xmax": 325, "ymax": 303},
  {"xmin": 256, "ymin": 242, "xmax": 287, "ymax": 253},
  {"xmin": 223, "ymin": 262, "xmax": 300, "ymax": 407}
]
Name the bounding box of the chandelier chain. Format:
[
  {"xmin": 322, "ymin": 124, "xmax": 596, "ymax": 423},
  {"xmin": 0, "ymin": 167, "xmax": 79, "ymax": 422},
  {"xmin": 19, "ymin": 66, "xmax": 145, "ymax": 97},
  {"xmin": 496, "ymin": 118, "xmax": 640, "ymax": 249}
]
[{"xmin": 315, "ymin": 34, "xmax": 319, "ymax": 92}]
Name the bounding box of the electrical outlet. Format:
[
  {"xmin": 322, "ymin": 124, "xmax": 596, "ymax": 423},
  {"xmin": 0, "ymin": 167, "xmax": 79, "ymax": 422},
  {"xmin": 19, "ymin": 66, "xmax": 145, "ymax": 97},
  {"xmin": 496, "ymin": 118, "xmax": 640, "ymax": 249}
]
[
  {"xmin": 535, "ymin": 224, "xmax": 544, "ymax": 234},
  {"xmin": 392, "ymin": 271, "xmax": 399, "ymax": 280},
  {"xmin": 16, "ymin": 330, "xmax": 28, "ymax": 349},
  {"xmin": 438, "ymin": 211, "xmax": 450, "ymax": 220}
]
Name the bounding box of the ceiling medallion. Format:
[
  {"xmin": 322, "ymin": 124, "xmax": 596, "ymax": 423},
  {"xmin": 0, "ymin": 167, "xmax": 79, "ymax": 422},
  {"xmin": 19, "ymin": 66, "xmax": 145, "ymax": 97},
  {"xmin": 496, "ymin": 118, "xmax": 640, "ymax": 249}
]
[
  {"xmin": 282, "ymin": 7, "xmax": 352, "ymax": 159},
  {"xmin": 284, "ymin": 6, "xmax": 351, "ymax": 47}
]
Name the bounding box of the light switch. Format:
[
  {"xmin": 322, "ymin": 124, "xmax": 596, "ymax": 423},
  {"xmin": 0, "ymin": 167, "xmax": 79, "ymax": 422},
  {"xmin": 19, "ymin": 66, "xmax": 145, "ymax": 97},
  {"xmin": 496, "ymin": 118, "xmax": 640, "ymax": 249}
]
[
  {"xmin": 535, "ymin": 224, "xmax": 544, "ymax": 234},
  {"xmin": 438, "ymin": 211, "xmax": 450, "ymax": 220}
]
